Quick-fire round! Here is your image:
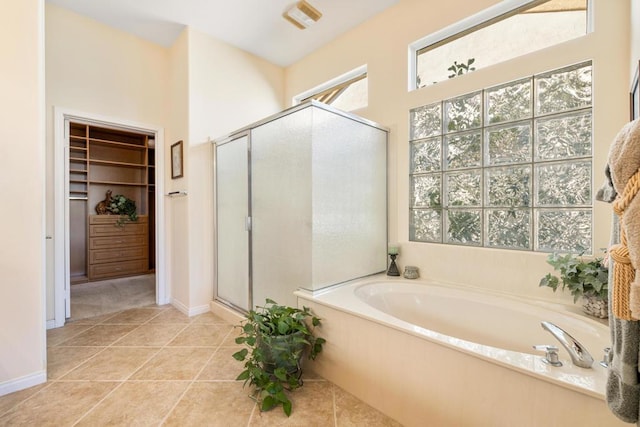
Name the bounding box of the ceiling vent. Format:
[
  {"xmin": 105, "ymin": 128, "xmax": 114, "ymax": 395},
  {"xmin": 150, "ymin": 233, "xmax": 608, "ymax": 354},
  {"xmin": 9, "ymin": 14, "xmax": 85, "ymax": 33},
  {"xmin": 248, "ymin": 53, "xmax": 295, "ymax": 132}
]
[{"xmin": 283, "ymin": 1, "xmax": 322, "ymax": 29}]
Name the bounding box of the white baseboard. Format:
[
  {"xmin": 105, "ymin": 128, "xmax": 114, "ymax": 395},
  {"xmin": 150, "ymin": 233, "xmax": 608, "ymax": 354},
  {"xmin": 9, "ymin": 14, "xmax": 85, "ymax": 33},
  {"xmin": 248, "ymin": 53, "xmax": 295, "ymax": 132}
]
[
  {"xmin": 0, "ymin": 371, "xmax": 46, "ymax": 397},
  {"xmin": 170, "ymin": 298, "xmax": 211, "ymax": 317}
]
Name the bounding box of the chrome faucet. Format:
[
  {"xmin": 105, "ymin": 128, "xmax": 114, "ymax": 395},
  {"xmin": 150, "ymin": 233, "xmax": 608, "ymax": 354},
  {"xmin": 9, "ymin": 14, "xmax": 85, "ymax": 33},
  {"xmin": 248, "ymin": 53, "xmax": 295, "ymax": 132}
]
[{"xmin": 541, "ymin": 321, "xmax": 594, "ymax": 368}]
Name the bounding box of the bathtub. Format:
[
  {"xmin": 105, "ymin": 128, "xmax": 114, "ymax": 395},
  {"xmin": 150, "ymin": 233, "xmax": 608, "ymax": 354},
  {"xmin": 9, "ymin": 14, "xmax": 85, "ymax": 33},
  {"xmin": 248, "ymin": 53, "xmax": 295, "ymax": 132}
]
[{"xmin": 295, "ymin": 275, "xmax": 626, "ymax": 427}]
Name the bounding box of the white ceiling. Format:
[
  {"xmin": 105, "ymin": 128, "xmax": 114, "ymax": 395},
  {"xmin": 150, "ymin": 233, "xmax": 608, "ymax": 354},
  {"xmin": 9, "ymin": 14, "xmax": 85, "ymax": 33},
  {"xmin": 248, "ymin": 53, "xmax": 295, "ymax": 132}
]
[{"xmin": 45, "ymin": 0, "xmax": 400, "ymax": 66}]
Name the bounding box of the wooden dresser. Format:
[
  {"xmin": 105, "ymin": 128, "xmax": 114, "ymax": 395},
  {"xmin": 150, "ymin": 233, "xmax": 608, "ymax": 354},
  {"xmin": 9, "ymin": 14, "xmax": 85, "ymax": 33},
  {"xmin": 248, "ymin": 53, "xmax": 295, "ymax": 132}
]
[{"xmin": 88, "ymin": 215, "xmax": 149, "ymax": 280}]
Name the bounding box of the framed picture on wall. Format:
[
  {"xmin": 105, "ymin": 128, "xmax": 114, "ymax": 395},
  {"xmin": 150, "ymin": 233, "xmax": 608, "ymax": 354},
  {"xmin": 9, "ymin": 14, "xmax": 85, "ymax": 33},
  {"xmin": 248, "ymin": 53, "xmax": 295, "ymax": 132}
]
[
  {"xmin": 632, "ymin": 60, "xmax": 640, "ymax": 120},
  {"xmin": 171, "ymin": 140, "xmax": 184, "ymax": 179}
]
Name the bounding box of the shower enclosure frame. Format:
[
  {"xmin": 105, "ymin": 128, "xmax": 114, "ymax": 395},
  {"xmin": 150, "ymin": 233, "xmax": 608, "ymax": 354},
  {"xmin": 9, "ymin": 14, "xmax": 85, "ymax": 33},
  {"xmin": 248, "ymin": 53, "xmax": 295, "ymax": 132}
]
[{"xmin": 213, "ymin": 100, "xmax": 389, "ymax": 313}]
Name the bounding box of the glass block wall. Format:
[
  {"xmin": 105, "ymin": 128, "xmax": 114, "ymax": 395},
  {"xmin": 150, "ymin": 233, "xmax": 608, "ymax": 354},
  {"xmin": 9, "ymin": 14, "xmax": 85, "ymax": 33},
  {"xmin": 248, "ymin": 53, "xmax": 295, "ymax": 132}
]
[{"xmin": 409, "ymin": 62, "xmax": 593, "ymax": 253}]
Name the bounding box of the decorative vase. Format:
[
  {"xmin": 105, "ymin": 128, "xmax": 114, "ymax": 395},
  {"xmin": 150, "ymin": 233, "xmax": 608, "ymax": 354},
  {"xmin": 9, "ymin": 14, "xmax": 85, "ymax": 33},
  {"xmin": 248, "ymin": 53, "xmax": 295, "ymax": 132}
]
[
  {"xmin": 258, "ymin": 331, "xmax": 306, "ymax": 378},
  {"xmin": 582, "ymin": 295, "xmax": 608, "ymax": 319}
]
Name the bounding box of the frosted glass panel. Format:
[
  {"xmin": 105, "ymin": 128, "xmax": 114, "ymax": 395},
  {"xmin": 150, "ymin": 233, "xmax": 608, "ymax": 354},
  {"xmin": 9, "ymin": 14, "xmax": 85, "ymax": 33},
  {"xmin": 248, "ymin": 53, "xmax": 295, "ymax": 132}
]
[
  {"xmin": 216, "ymin": 102, "xmax": 388, "ymax": 310},
  {"xmin": 251, "ymin": 109, "xmax": 313, "ymax": 308},
  {"xmin": 310, "ymin": 108, "xmax": 387, "ymax": 290},
  {"xmin": 215, "ymin": 135, "xmax": 249, "ymax": 311}
]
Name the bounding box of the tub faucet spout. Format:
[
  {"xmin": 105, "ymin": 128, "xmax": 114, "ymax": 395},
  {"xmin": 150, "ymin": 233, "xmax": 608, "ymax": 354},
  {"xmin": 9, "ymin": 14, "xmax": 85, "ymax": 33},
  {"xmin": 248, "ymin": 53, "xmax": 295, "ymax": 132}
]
[{"xmin": 541, "ymin": 321, "xmax": 594, "ymax": 368}]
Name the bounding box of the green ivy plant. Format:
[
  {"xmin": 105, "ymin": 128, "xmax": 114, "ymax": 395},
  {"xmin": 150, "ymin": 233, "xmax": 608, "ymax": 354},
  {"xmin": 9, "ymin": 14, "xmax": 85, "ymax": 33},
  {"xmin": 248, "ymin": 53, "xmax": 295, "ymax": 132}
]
[
  {"xmin": 106, "ymin": 194, "xmax": 138, "ymax": 226},
  {"xmin": 539, "ymin": 252, "xmax": 608, "ymax": 302},
  {"xmin": 232, "ymin": 299, "xmax": 325, "ymax": 417}
]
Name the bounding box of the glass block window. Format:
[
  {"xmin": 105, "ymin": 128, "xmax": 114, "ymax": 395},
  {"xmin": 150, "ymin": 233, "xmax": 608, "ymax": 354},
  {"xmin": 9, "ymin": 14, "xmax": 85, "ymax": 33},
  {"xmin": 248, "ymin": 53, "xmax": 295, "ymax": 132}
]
[{"xmin": 409, "ymin": 62, "xmax": 593, "ymax": 253}]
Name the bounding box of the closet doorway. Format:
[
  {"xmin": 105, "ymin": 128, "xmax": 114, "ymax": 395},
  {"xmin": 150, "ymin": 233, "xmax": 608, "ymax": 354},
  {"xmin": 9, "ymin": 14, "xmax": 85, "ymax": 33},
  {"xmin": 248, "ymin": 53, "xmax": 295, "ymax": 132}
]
[{"xmin": 53, "ymin": 108, "xmax": 167, "ymax": 327}]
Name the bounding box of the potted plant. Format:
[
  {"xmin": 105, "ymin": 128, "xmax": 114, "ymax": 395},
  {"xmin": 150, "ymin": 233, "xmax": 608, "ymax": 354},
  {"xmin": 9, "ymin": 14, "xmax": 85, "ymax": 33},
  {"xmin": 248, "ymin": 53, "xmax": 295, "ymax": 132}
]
[
  {"xmin": 106, "ymin": 194, "xmax": 138, "ymax": 226},
  {"xmin": 539, "ymin": 252, "xmax": 608, "ymax": 318},
  {"xmin": 232, "ymin": 299, "xmax": 325, "ymax": 416}
]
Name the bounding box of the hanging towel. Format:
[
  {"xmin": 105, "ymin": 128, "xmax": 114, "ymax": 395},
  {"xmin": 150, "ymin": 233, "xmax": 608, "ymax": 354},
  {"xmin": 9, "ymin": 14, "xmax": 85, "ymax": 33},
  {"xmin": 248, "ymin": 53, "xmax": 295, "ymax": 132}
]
[{"xmin": 597, "ymin": 118, "xmax": 640, "ymax": 424}]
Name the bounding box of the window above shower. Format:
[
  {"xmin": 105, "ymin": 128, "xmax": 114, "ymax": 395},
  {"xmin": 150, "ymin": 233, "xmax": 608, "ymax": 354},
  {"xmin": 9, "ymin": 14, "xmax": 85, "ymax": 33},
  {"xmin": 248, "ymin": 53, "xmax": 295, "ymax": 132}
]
[
  {"xmin": 409, "ymin": 61, "xmax": 593, "ymax": 253},
  {"xmin": 409, "ymin": 0, "xmax": 589, "ymax": 90},
  {"xmin": 293, "ymin": 65, "xmax": 368, "ymax": 112}
]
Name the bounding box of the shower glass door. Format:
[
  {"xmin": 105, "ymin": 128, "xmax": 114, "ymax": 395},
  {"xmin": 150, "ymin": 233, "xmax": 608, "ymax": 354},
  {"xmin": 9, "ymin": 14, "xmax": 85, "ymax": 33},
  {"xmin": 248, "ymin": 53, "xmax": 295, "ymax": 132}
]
[{"xmin": 215, "ymin": 134, "xmax": 250, "ymax": 311}]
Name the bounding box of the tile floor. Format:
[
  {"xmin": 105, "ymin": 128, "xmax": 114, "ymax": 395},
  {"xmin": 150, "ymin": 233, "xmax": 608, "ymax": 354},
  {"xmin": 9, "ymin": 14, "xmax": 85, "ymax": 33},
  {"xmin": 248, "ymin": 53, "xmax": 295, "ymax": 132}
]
[{"xmin": 0, "ymin": 305, "xmax": 402, "ymax": 426}]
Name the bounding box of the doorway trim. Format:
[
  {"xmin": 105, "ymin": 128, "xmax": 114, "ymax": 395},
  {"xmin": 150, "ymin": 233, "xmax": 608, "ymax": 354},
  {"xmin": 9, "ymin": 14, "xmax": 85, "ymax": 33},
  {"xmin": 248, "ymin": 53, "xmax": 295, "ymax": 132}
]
[{"xmin": 53, "ymin": 107, "xmax": 167, "ymax": 328}]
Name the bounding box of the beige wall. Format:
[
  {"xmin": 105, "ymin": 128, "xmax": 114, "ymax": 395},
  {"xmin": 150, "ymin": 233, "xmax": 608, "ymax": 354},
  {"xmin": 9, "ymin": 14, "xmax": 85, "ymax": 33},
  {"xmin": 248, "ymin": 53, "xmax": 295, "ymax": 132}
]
[
  {"xmin": 45, "ymin": 5, "xmax": 284, "ymax": 317},
  {"xmin": 0, "ymin": 0, "xmax": 46, "ymax": 392},
  {"xmin": 184, "ymin": 28, "xmax": 283, "ymax": 310},
  {"xmin": 45, "ymin": 4, "xmax": 170, "ymax": 320},
  {"xmin": 285, "ymin": 0, "xmax": 631, "ymax": 305}
]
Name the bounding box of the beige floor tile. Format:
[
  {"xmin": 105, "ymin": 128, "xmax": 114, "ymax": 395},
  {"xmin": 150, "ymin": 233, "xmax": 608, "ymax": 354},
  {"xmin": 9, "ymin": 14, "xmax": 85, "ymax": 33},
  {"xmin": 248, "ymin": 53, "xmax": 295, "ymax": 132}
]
[
  {"xmin": 0, "ymin": 383, "xmax": 49, "ymax": 417},
  {"xmin": 0, "ymin": 381, "xmax": 118, "ymax": 426},
  {"xmin": 59, "ymin": 324, "xmax": 140, "ymax": 346},
  {"xmin": 148, "ymin": 307, "xmax": 192, "ymax": 324},
  {"xmin": 198, "ymin": 346, "xmax": 246, "ymax": 380},
  {"xmin": 46, "ymin": 323, "xmax": 93, "ymax": 346},
  {"xmin": 191, "ymin": 311, "xmax": 229, "ymax": 324},
  {"xmin": 102, "ymin": 307, "xmax": 165, "ymax": 324},
  {"xmin": 130, "ymin": 347, "xmax": 215, "ymax": 380},
  {"xmin": 168, "ymin": 323, "xmax": 233, "ymax": 346},
  {"xmin": 69, "ymin": 311, "xmax": 121, "ymax": 325},
  {"xmin": 164, "ymin": 381, "xmax": 255, "ymax": 426},
  {"xmin": 76, "ymin": 381, "xmax": 189, "ymax": 426},
  {"xmin": 113, "ymin": 323, "xmax": 187, "ymax": 346},
  {"xmin": 61, "ymin": 346, "xmax": 160, "ymax": 380},
  {"xmin": 47, "ymin": 346, "xmax": 105, "ymax": 379},
  {"xmin": 334, "ymin": 386, "xmax": 402, "ymax": 426},
  {"xmin": 249, "ymin": 380, "xmax": 334, "ymax": 426}
]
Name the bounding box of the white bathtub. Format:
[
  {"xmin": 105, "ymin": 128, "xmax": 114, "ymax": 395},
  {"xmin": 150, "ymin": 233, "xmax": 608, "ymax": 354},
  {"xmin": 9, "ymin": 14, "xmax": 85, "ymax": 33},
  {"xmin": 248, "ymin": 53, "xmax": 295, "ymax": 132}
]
[{"xmin": 295, "ymin": 275, "xmax": 626, "ymax": 427}]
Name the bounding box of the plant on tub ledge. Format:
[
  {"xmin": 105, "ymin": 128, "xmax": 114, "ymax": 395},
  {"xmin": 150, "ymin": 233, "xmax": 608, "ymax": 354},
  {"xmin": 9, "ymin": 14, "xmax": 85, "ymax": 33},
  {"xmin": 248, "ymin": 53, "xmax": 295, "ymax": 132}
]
[
  {"xmin": 232, "ymin": 299, "xmax": 325, "ymax": 417},
  {"xmin": 539, "ymin": 252, "xmax": 609, "ymax": 319}
]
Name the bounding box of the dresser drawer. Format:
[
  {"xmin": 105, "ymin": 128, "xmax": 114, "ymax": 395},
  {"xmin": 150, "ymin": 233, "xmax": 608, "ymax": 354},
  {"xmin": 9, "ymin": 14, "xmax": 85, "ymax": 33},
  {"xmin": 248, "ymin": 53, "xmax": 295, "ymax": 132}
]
[
  {"xmin": 89, "ymin": 246, "xmax": 148, "ymax": 264},
  {"xmin": 90, "ymin": 222, "xmax": 148, "ymax": 237},
  {"xmin": 89, "ymin": 235, "xmax": 147, "ymax": 250},
  {"xmin": 90, "ymin": 215, "xmax": 148, "ymax": 225},
  {"xmin": 88, "ymin": 259, "xmax": 148, "ymax": 280}
]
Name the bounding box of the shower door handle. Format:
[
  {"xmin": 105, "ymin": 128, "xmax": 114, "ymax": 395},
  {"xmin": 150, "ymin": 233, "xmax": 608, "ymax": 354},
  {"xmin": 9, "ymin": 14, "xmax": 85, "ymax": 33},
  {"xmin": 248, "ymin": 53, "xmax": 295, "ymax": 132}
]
[{"xmin": 245, "ymin": 216, "xmax": 252, "ymax": 231}]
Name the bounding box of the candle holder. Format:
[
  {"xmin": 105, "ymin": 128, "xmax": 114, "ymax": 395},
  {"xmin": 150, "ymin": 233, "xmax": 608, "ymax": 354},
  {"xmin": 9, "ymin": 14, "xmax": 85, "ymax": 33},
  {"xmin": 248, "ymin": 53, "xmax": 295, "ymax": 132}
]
[{"xmin": 387, "ymin": 254, "xmax": 400, "ymax": 276}]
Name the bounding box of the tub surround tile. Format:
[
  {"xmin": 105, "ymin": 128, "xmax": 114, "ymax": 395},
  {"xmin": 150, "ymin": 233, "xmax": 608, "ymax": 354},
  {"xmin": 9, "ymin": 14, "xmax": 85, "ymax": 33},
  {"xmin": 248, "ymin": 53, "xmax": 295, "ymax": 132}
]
[
  {"xmin": 113, "ymin": 323, "xmax": 187, "ymax": 346},
  {"xmin": 164, "ymin": 382, "xmax": 255, "ymax": 426},
  {"xmin": 76, "ymin": 381, "xmax": 189, "ymax": 426},
  {"xmin": 60, "ymin": 346, "xmax": 161, "ymax": 381}
]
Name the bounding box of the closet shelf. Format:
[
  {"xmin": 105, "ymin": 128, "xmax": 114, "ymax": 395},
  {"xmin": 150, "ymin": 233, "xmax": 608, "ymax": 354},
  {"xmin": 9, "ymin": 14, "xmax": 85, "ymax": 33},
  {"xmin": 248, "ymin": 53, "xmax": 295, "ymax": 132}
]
[
  {"xmin": 89, "ymin": 138, "xmax": 147, "ymax": 150},
  {"xmin": 89, "ymin": 158, "xmax": 146, "ymax": 168},
  {"xmin": 90, "ymin": 180, "xmax": 147, "ymax": 187}
]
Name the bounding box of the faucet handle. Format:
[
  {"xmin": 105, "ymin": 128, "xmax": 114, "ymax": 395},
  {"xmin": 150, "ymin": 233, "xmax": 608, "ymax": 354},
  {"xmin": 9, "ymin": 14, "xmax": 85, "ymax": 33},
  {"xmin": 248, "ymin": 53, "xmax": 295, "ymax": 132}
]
[
  {"xmin": 600, "ymin": 347, "xmax": 611, "ymax": 368},
  {"xmin": 533, "ymin": 345, "xmax": 563, "ymax": 367}
]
